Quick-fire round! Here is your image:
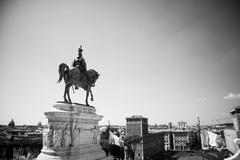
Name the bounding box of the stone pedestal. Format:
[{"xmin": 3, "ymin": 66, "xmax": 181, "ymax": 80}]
[{"xmin": 37, "ymin": 102, "xmax": 107, "ymax": 160}]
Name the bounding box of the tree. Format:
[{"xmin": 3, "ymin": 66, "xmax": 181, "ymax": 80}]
[
  {"xmin": 124, "ymin": 135, "xmax": 142, "ymax": 146},
  {"xmin": 99, "ymin": 126, "xmax": 110, "ymax": 156},
  {"xmin": 123, "ymin": 135, "xmax": 142, "ymax": 160},
  {"xmin": 37, "ymin": 121, "xmax": 43, "ymax": 128}
]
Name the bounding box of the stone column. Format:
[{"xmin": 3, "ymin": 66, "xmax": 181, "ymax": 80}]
[
  {"xmin": 37, "ymin": 102, "xmax": 107, "ymax": 160},
  {"xmin": 231, "ymin": 106, "xmax": 240, "ymax": 131}
]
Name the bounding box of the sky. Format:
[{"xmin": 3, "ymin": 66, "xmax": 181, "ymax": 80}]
[{"xmin": 0, "ymin": 0, "xmax": 240, "ymax": 126}]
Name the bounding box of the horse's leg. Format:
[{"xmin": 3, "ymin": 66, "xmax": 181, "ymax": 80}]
[
  {"xmin": 89, "ymin": 88, "xmax": 94, "ymax": 101},
  {"xmin": 64, "ymin": 85, "xmax": 68, "ymax": 102},
  {"xmin": 66, "ymin": 83, "xmax": 72, "ymax": 103},
  {"xmin": 85, "ymin": 87, "xmax": 90, "ymax": 106}
]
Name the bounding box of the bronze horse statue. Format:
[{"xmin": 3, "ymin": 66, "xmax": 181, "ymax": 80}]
[{"xmin": 57, "ymin": 63, "xmax": 100, "ymax": 106}]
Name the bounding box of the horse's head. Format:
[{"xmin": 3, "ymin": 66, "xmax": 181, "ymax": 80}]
[{"xmin": 87, "ymin": 69, "xmax": 100, "ymax": 86}]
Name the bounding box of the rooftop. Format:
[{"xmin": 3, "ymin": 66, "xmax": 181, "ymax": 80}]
[
  {"xmin": 126, "ymin": 115, "xmax": 147, "ymax": 120},
  {"xmin": 230, "ymin": 105, "xmax": 240, "ymax": 114}
]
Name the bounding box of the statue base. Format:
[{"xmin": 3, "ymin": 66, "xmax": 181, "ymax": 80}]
[
  {"xmin": 37, "ymin": 102, "xmax": 107, "ymax": 160},
  {"xmin": 37, "ymin": 144, "xmax": 107, "ymax": 160}
]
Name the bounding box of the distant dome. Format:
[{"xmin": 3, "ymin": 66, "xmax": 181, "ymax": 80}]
[{"xmin": 8, "ymin": 119, "xmax": 15, "ymax": 127}]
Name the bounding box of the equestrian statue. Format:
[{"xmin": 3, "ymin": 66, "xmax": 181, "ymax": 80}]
[{"xmin": 57, "ymin": 46, "xmax": 100, "ymax": 106}]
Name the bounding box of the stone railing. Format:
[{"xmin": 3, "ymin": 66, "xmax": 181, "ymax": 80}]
[{"xmin": 225, "ymin": 139, "xmax": 240, "ymax": 160}]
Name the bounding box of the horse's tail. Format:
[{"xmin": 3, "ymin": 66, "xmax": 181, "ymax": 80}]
[{"xmin": 57, "ymin": 63, "xmax": 69, "ymax": 83}]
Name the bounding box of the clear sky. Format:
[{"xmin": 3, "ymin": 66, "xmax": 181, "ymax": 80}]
[{"xmin": 0, "ymin": 0, "xmax": 240, "ymax": 126}]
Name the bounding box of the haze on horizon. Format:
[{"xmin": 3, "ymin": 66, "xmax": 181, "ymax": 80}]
[{"xmin": 0, "ymin": 0, "xmax": 240, "ymax": 126}]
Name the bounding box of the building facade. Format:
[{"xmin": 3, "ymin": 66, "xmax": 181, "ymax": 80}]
[
  {"xmin": 172, "ymin": 130, "xmax": 197, "ymax": 151},
  {"xmin": 126, "ymin": 116, "xmax": 148, "ymax": 136},
  {"xmin": 177, "ymin": 121, "xmax": 187, "ymax": 130},
  {"xmin": 126, "ymin": 116, "xmax": 164, "ymax": 159},
  {"xmin": 163, "ymin": 131, "xmax": 173, "ymax": 151}
]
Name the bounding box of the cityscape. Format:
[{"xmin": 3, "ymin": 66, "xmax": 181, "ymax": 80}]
[
  {"xmin": 0, "ymin": 108, "xmax": 240, "ymax": 160},
  {"xmin": 1, "ymin": 0, "xmax": 240, "ymax": 160}
]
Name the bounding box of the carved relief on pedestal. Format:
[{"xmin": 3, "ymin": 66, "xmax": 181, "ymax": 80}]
[
  {"xmin": 53, "ymin": 125, "xmax": 63, "ymax": 148},
  {"xmin": 92, "ymin": 128, "xmax": 99, "ymax": 144},
  {"xmin": 42, "ymin": 124, "xmax": 53, "ymax": 149},
  {"xmin": 73, "ymin": 124, "xmax": 81, "ymax": 147},
  {"xmin": 42, "ymin": 122, "xmax": 101, "ymax": 151},
  {"xmin": 63, "ymin": 124, "xmax": 71, "ymax": 148},
  {"xmin": 42, "ymin": 128, "xmax": 48, "ymax": 148}
]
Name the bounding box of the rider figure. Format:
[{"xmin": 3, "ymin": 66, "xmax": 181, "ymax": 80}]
[{"xmin": 72, "ymin": 45, "xmax": 88, "ymax": 89}]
